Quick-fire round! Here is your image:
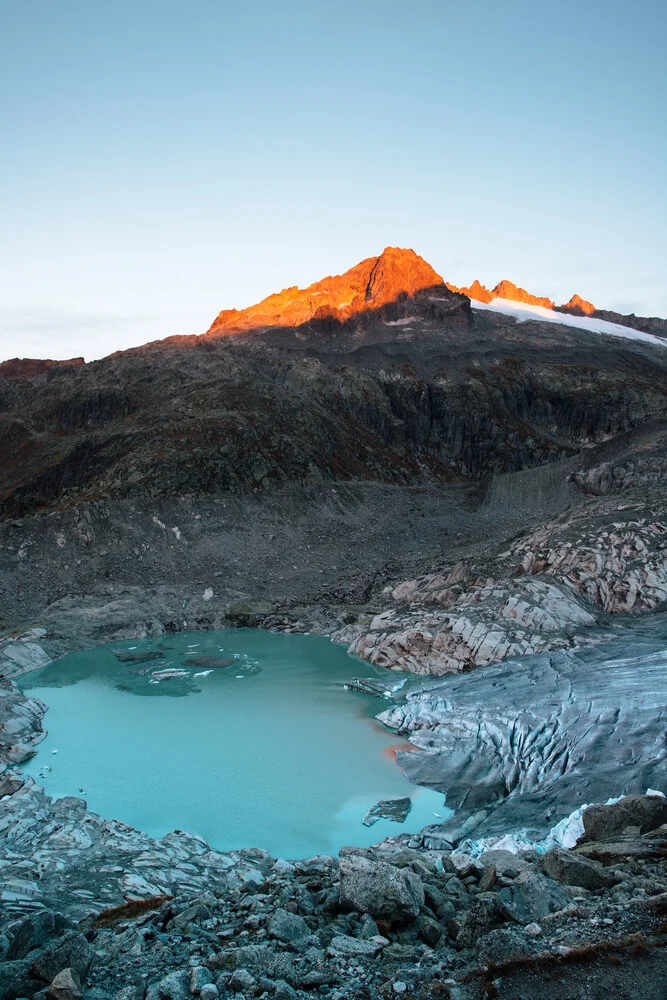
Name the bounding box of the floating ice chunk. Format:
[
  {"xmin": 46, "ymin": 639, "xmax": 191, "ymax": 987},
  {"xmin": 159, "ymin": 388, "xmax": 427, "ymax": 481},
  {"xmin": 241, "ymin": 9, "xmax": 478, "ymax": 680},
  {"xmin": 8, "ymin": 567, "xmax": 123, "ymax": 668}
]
[
  {"xmin": 193, "ymin": 670, "xmax": 213, "ymax": 677},
  {"xmin": 52, "ymin": 749, "xmax": 58, "ymax": 755}
]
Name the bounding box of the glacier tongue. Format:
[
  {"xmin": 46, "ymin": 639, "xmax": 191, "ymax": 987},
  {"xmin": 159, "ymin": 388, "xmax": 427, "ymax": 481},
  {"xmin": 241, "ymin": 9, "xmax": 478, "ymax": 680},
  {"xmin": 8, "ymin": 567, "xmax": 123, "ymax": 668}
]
[{"xmin": 376, "ymin": 614, "xmax": 667, "ymax": 847}]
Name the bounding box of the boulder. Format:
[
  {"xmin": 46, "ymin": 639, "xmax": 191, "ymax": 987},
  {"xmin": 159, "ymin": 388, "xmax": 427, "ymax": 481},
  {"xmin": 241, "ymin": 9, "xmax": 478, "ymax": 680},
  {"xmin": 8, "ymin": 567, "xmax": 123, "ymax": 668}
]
[
  {"xmin": 0, "ymin": 958, "xmax": 39, "ymax": 1000},
  {"xmin": 198, "ymin": 987, "xmax": 218, "ymax": 1000},
  {"xmin": 328, "ymin": 934, "xmax": 383, "ymax": 957},
  {"xmin": 227, "ymin": 969, "xmax": 256, "ymax": 993},
  {"xmin": 476, "ymin": 926, "xmax": 539, "ymax": 965},
  {"xmin": 339, "ymin": 855, "xmax": 425, "ymax": 922},
  {"xmin": 477, "ymin": 850, "xmax": 528, "ymax": 879},
  {"xmin": 5, "ymin": 910, "xmax": 57, "ymax": 960},
  {"xmin": 267, "ymin": 907, "xmax": 310, "ymax": 945},
  {"xmin": 113, "ymin": 988, "xmax": 141, "ymax": 1000},
  {"xmin": 273, "ymin": 983, "xmax": 298, "ymax": 1000},
  {"xmin": 189, "ymin": 966, "xmax": 213, "ymax": 995},
  {"xmin": 31, "ymin": 932, "xmax": 92, "ymax": 984},
  {"xmin": 456, "ymin": 895, "xmax": 501, "ymax": 949},
  {"xmin": 581, "ymin": 795, "xmax": 667, "ymax": 842},
  {"xmin": 49, "ymin": 968, "xmax": 84, "ymax": 1000},
  {"xmin": 540, "ymin": 846, "xmax": 619, "ymax": 890},
  {"xmin": 157, "ymin": 970, "xmax": 189, "ymax": 1000},
  {"xmin": 497, "ymin": 870, "xmax": 571, "ymax": 925}
]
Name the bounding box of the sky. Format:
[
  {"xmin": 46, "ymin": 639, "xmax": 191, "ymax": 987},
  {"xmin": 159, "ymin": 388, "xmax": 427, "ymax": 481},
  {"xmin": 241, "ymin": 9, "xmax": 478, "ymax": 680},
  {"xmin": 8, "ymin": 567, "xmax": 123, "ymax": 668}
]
[{"xmin": 1, "ymin": 0, "xmax": 666, "ymax": 362}]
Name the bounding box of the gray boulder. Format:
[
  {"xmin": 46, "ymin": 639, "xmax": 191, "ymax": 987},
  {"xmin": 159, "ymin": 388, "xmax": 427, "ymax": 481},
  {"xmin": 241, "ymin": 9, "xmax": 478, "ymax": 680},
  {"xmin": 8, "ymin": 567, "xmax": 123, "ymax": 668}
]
[
  {"xmin": 456, "ymin": 895, "xmax": 501, "ymax": 949},
  {"xmin": 476, "ymin": 926, "xmax": 539, "ymax": 965},
  {"xmin": 227, "ymin": 969, "xmax": 255, "ymax": 993},
  {"xmin": 49, "ymin": 968, "xmax": 84, "ymax": 1000},
  {"xmin": 498, "ymin": 870, "xmax": 571, "ymax": 925},
  {"xmin": 113, "ymin": 988, "xmax": 141, "ymax": 1000},
  {"xmin": 540, "ymin": 846, "xmax": 619, "ymax": 890},
  {"xmin": 5, "ymin": 910, "xmax": 57, "ymax": 960},
  {"xmin": 339, "ymin": 855, "xmax": 425, "ymax": 922},
  {"xmin": 198, "ymin": 987, "xmax": 218, "ymax": 1000},
  {"xmin": 274, "ymin": 983, "xmax": 298, "ymax": 1000},
  {"xmin": 157, "ymin": 970, "xmax": 189, "ymax": 1000},
  {"xmin": 0, "ymin": 958, "xmax": 39, "ymax": 1000},
  {"xmin": 477, "ymin": 850, "xmax": 528, "ymax": 879},
  {"xmin": 189, "ymin": 966, "xmax": 212, "ymax": 995},
  {"xmin": 327, "ymin": 935, "xmax": 383, "ymax": 957},
  {"xmin": 582, "ymin": 795, "xmax": 667, "ymax": 842},
  {"xmin": 31, "ymin": 932, "xmax": 92, "ymax": 985},
  {"xmin": 267, "ymin": 907, "xmax": 310, "ymax": 945}
]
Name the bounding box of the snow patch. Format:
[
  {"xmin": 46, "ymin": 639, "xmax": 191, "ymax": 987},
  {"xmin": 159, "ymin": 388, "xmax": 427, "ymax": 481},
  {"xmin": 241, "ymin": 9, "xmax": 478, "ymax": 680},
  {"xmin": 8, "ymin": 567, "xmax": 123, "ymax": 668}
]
[
  {"xmin": 471, "ymin": 298, "xmax": 667, "ymax": 348},
  {"xmin": 384, "ymin": 317, "xmax": 417, "ymax": 326}
]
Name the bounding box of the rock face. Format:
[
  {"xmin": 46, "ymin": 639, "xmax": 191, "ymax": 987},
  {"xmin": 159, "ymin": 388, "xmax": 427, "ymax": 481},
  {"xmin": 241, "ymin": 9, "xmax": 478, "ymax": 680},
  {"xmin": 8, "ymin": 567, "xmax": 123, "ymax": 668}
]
[
  {"xmin": 490, "ymin": 280, "xmax": 555, "ymax": 310},
  {"xmin": 0, "ymin": 357, "xmax": 84, "ymax": 378},
  {"xmin": 446, "ymin": 278, "xmax": 493, "ymax": 303},
  {"xmin": 206, "ymin": 247, "xmax": 444, "ymax": 334},
  {"xmin": 447, "ymin": 278, "xmax": 554, "ymax": 309},
  {"xmin": 505, "ymin": 502, "xmax": 667, "ymax": 613},
  {"xmin": 344, "ymin": 578, "xmax": 595, "ymax": 675},
  {"xmin": 558, "ymin": 293, "xmax": 597, "ymax": 316}
]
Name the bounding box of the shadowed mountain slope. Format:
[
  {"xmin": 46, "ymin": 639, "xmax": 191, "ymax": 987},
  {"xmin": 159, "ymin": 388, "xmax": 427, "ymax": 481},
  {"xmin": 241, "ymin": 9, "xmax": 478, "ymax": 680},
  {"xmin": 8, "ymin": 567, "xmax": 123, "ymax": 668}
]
[{"xmin": 1, "ymin": 248, "xmax": 666, "ymax": 523}]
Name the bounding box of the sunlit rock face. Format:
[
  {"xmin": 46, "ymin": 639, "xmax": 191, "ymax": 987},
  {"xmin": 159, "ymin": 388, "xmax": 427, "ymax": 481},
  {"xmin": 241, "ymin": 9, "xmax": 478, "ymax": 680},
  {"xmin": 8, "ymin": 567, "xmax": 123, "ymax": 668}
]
[
  {"xmin": 558, "ymin": 293, "xmax": 597, "ymax": 316},
  {"xmin": 205, "ymin": 246, "xmax": 445, "ymax": 335},
  {"xmin": 446, "ymin": 278, "xmax": 494, "ymax": 303},
  {"xmin": 491, "ymin": 280, "xmax": 555, "ymax": 310},
  {"xmin": 446, "ymin": 278, "xmax": 554, "ymax": 309}
]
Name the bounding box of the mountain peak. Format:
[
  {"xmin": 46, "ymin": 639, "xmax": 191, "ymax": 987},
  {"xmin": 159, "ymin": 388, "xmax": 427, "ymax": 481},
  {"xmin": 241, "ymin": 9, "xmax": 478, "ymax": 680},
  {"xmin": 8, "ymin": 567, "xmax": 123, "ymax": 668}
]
[
  {"xmin": 559, "ymin": 293, "xmax": 597, "ymax": 316},
  {"xmin": 205, "ymin": 247, "xmax": 443, "ymax": 336},
  {"xmin": 491, "ymin": 280, "xmax": 555, "ymax": 310}
]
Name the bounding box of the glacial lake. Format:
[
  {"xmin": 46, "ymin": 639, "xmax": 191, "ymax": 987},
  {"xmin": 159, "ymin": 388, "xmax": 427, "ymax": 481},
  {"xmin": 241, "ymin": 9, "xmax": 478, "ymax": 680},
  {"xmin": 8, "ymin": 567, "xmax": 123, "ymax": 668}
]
[{"xmin": 19, "ymin": 630, "xmax": 449, "ymax": 857}]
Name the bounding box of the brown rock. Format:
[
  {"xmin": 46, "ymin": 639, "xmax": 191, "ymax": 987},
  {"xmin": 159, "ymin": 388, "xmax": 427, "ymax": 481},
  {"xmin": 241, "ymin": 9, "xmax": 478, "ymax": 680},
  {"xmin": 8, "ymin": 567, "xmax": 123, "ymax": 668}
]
[{"xmin": 581, "ymin": 794, "xmax": 667, "ymax": 842}]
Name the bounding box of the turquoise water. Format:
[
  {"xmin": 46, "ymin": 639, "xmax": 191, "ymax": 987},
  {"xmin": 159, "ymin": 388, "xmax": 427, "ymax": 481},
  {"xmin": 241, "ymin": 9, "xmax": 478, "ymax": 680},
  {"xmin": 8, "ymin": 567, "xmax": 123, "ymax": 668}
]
[{"xmin": 19, "ymin": 630, "xmax": 449, "ymax": 857}]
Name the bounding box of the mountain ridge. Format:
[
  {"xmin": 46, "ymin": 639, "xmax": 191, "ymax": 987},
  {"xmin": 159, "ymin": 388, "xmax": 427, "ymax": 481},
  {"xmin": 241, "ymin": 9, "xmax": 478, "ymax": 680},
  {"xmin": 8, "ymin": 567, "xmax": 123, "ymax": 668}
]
[{"xmin": 1, "ymin": 248, "xmax": 666, "ymax": 376}]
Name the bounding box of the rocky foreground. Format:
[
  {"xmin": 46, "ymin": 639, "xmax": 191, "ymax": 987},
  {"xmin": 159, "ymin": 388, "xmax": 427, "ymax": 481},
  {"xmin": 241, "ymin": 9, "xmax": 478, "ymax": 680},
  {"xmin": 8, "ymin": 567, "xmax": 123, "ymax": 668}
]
[{"xmin": 0, "ymin": 779, "xmax": 666, "ymax": 1000}]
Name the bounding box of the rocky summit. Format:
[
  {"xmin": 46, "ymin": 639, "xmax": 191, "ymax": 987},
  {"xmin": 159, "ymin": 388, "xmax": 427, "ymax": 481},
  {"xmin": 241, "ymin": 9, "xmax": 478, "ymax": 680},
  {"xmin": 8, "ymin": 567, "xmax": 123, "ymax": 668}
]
[{"xmin": 1, "ymin": 247, "xmax": 667, "ymax": 998}]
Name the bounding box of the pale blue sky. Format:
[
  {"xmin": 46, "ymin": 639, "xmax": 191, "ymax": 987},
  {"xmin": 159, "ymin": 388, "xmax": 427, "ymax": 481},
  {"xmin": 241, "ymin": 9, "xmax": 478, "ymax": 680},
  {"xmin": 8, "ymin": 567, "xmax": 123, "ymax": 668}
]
[{"xmin": 1, "ymin": 0, "xmax": 666, "ymax": 360}]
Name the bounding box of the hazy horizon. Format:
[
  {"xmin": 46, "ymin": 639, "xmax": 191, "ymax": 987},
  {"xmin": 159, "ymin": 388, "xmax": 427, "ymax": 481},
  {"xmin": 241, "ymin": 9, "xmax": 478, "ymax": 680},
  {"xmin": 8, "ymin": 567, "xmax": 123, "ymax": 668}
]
[{"xmin": 2, "ymin": 0, "xmax": 666, "ymax": 362}]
